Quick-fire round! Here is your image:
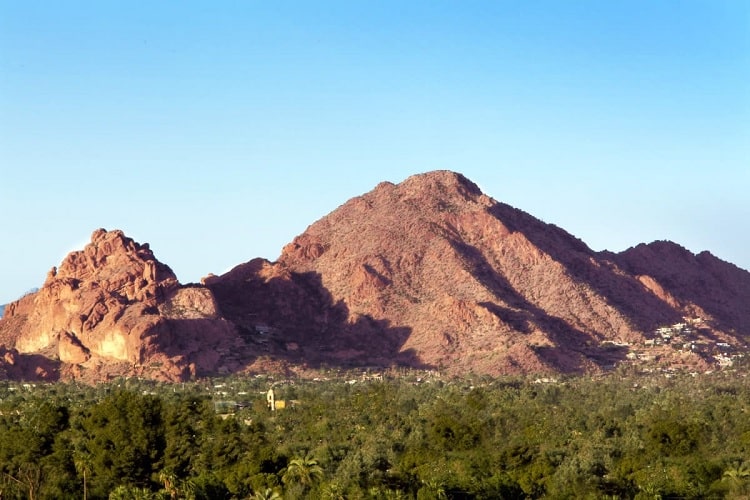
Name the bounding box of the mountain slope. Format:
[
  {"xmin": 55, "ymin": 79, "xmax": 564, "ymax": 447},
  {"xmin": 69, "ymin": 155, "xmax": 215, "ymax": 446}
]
[
  {"xmin": 2, "ymin": 171, "xmax": 748, "ymax": 381},
  {"xmin": 613, "ymin": 241, "xmax": 750, "ymax": 333},
  {"xmin": 208, "ymin": 171, "xmax": 748, "ymax": 375}
]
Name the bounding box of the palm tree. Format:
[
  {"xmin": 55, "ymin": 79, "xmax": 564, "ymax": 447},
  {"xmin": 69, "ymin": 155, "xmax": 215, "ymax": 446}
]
[
  {"xmin": 320, "ymin": 482, "xmax": 346, "ymax": 500},
  {"xmin": 158, "ymin": 470, "xmax": 177, "ymax": 499},
  {"xmin": 638, "ymin": 482, "xmax": 662, "ymax": 500},
  {"xmin": 107, "ymin": 485, "xmax": 158, "ymax": 500},
  {"xmin": 249, "ymin": 488, "xmax": 282, "ymax": 500},
  {"xmin": 724, "ymin": 460, "xmax": 750, "ymax": 497},
  {"xmin": 72, "ymin": 438, "xmax": 96, "ymax": 500},
  {"xmin": 73, "ymin": 451, "xmax": 92, "ymax": 500},
  {"xmin": 178, "ymin": 478, "xmax": 196, "ymax": 500},
  {"xmin": 724, "ymin": 461, "xmax": 750, "ymax": 484},
  {"xmin": 421, "ymin": 479, "xmax": 448, "ymax": 500},
  {"xmin": 281, "ymin": 453, "xmax": 324, "ymax": 490},
  {"xmin": 158, "ymin": 469, "xmax": 195, "ymax": 500}
]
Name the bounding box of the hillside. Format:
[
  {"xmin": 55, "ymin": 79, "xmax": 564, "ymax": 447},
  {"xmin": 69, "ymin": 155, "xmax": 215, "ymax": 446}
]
[
  {"xmin": 206, "ymin": 171, "xmax": 749, "ymax": 376},
  {"xmin": 2, "ymin": 171, "xmax": 749, "ymax": 381}
]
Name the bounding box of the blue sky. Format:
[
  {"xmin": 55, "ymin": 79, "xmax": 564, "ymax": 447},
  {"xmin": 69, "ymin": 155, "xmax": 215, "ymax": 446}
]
[{"xmin": 1, "ymin": 1, "xmax": 748, "ymax": 304}]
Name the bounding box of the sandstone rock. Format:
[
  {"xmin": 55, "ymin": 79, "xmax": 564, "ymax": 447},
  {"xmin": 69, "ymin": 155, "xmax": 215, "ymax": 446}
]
[
  {"xmin": 0, "ymin": 229, "xmax": 244, "ymax": 382},
  {"xmin": 58, "ymin": 331, "xmax": 91, "ymax": 364}
]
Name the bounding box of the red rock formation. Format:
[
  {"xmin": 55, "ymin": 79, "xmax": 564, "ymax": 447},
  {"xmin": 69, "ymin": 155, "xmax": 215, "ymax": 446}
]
[
  {"xmin": 0, "ymin": 229, "xmax": 244, "ymax": 382},
  {"xmin": 3, "ymin": 171, "xmax": 749, "ymax": 381},
  {"xmin": 209, "ymin": 171, "xmax": 750, "ymax": 376},
  {"xmin": 614, "ymin": 241, "xmax": 750, "ymax": 333}
]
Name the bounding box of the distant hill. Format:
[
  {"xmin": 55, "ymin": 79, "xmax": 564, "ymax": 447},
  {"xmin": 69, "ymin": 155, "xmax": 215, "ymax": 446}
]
[
  {"xmin": 2, "ymin": 170, "xmax": 750, "ymax": 382},
  {"xmin": 0, "ymin": 304, "xmax": 4, "ymax": 318}
]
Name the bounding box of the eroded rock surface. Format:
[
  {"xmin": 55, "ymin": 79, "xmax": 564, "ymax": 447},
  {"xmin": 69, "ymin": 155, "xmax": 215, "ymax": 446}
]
[{"xmin": 0, "ymin": 229, "xmax": 244, "ymax": 381}]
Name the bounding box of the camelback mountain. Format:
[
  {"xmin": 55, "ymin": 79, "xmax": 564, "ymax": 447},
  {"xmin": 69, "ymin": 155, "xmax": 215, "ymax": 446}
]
[
  {"xmin": 2, "ymin": 171, "xmax": 749, "ymax": 381},
  {"xmin": 206, "ymin": 170, "xmax": 750, "ymax": 376}
]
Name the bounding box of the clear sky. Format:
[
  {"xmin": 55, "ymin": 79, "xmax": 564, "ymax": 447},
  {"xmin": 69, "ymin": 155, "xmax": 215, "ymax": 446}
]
[{"xmin": 1, "ymin": 1, "xmax": 748, "ymax": 305}]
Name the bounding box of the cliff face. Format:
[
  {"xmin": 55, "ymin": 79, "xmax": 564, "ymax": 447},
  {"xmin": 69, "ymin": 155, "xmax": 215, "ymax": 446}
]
[
  {"xmin": 2, "ymin": 171, "xmax": 749, "ymax": 381},
  {"xmin": 208, "ymin": 171, "xmax": 748, "ymax": 375},
  {"xmin": 0, "ymin": 229, "xmax": 245, "ymax": 382}
]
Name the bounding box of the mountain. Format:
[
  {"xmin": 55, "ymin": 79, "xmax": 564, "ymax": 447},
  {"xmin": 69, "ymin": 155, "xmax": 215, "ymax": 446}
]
[
  {"xmin": 0, "ymin": 304, "xmax": 4, "ymax": 319},
  {"xmin": 0, "ymin": 229, "xmax": 245, "ymax": 382},
  {"xmin": 206, "ymin": 171, "xmax": 749, "ymax": 376},
  {"xmin": 2, "ymin": 171, "xmax": 749, "ymax": 381}
]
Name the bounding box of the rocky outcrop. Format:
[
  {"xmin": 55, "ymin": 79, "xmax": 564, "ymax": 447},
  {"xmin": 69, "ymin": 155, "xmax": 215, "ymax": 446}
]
[{"xmin": 0, "ymin": 229, "xmax": 245, "ymax": 382}]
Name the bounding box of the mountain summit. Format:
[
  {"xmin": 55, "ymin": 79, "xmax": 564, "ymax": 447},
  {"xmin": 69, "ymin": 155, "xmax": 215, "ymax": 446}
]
[
  {"xmin": 207, "ymin": 170, "xmax": 750, "ymax": 375},
  {"xmin": 2, "ymin": 171, "xmax": 749, "ymax": 381}
]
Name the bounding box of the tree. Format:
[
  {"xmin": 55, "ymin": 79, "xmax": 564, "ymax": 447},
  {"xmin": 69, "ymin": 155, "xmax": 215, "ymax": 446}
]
[
  {"xmin": 3, "ymin": 463, "xmax": 42, "ymax": 500},
  {"xmin": 158, "ymin": 469, "xmax": 196, "ymax": 500},
  {"xmin": 73, "ymin": 449, "xmax": 93, "ymax": 500},
  {"xmin": 0, "ymin": 401, "xmax": 72, "ymax": 500},
  {"xmin": 162, "ymin": 397, "xmax": 207, "ymax": 478},
  {"xmin": 79, "ymin": 391, "xmax": 165, "ymax": 497},
  {"xmin": 723, "ymin": 461, "xmax": 750, "ymax": 496},
  {"xmin": 417, "ymin": 479, "xmax": 447, "ymax": 499},
  {"xmin": 250, "ymin": 488, "xmax": 282, "ymax": 500},
  {"xmin": 108, "ymin": 484, "xmax": 161, "ymax": 500},
  {"xmin": 723, "ymin": 461, "xmax": 750, "ymax": 483},
  {"xmin": 158, "ymin": 469, "xmax": 178, "ymax": 500},
  {"xmin": 281, "ymin": 453, "xmax": 324, "ymax": 491}
]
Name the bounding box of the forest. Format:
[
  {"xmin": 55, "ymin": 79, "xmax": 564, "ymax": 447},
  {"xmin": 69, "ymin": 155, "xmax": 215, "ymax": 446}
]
[{"xmin": 1, "ymin": 368, "xmax": 750, "ymax": 499}]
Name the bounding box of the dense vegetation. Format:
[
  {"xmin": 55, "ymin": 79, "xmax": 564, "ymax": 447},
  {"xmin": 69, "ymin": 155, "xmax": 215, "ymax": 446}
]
[{"xmin": 1, "ymin": 370, "xmax": 750, "ymax": 499}]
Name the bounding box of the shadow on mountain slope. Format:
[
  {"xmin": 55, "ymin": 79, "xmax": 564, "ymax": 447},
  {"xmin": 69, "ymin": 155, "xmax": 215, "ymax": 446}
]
[
  {"xmin": 449, "ymin": 238, "xmax": 630, "ymax": 372},
  {"xmin": 207, "ymin": 261, "xmax": 429, "ymax": 371},
  {"xmin": 614, "ymin": 242, "xmax": 750, "ymax": 334},
  {"xmin": 488, "ymin": 203, "xmax": 683, "ymax": 332},
  {"xmin": 0, "ymin": 349, "xmax": 61, "ymax": 382}
]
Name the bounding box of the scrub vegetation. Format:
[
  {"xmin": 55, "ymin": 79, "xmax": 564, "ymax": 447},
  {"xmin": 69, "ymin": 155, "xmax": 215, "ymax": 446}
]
[{"xmin": 1, "ymin": 369, "xmax": 750, "ymax": 499}]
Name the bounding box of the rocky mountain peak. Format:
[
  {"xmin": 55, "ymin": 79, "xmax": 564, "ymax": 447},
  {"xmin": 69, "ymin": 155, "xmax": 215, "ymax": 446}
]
[
  {"xmin": 0, "ymin": 229, "xmax": 243, "ymax": 382},
  {"xmin": 51, "ymin": 228, "xmax": 178, "ymax": 297},
  {"xmin": 211, "ymin": 170, "xmax": 750, "ymax": 376},
  {"xmin": 398, "ymin": 170, "xmax": 483, "ymax": 199}
]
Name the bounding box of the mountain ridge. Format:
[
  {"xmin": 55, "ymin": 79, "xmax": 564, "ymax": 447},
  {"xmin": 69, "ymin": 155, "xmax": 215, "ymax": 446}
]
[
  {"xmin": 206, "ymin": 170, "xmax": 747, "ymax": 376},
  {"xmin": 1, "ymin": 170, "xmax": 748, "ymax": 381}
]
